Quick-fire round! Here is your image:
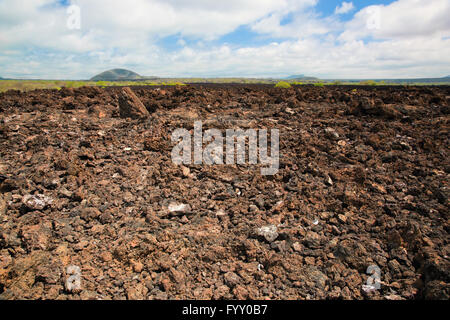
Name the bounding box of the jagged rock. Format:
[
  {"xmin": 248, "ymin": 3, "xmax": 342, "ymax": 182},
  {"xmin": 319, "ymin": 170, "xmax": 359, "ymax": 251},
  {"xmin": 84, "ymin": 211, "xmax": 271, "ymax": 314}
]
[
  {"xmin": 0, "ymin": 194, "xmax": 6, "ymax": 218},
  {"xmin": 168, "ymin": 202, "xmax": 191, "ymax": 216},
  {"xmin": 256, "ymin": 225, "xmax": 279, "ymax": 242},
  {"xmin": 21, "ymin": 194, "xmax": 53, "ymax": 211},
  {"xmin": 118, "ymin": 87, "xmax": 150, "ymax": 119}
]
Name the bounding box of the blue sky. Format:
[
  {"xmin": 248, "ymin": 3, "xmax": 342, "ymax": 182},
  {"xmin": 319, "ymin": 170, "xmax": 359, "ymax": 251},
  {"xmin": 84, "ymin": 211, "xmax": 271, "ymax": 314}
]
[
  {"xmin": 157, "ymin": 1, "xmax": 396, "ymax": 52},
  {"xmin": 0, "ymin": 0, "xmax": 449, "ymax": 79},
  {"xmin": 315, "ymin": 0, "xmax": 393, "ymax": 16}
]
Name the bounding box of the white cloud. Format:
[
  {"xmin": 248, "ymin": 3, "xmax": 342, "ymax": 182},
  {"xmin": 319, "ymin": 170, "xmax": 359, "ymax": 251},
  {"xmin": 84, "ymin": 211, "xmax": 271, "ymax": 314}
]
[
  {"xmin": 77, "ymin": 0, "xmax": 305, "ymax": 40},
  {"xmin": 152, "ymin": 36, "xmax": 450, "ymax": 79},
  {"xmin": 0, "ymin": 0, "xmax": 303, "ymax": 51},
  {"xmin": 335, "ymin": 2, "xmax": 355, "ymax": 15},
  {"xmin": 340, "ymin": 0, "xmax": 450, "ymax": 41},
  {"xmin": 0, "ymin": 0, "xmax": 449, "ymax": 79},
  {"xmin": 250, "ymin": 10, "xmax": 337, "ymax": 39}
]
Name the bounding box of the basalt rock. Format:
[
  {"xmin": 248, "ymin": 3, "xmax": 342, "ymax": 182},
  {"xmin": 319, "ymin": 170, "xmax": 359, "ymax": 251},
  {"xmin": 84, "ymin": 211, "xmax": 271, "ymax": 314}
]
[
  {"xmin": 118, "ymin": 87, "xmax": 150, "ymax": 119},
  {"xmin": 0, "ymin": 84, "xmax": 448, "ymax": 300}
]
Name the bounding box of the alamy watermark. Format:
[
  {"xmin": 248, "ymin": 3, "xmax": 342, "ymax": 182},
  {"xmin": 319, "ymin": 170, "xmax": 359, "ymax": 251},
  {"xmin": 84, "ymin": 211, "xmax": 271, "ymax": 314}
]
[
  {"xmin": 362, "ymin": 264, "xmax": 382, "ymax": 292},
  {"xmin": 65, "ymin": 265, "xmax": 82, "ymax": 292},
  {"xmin": 366, "ymin": 7, "xmax": 381, "ymax": 30},
  {"xmin": 171, "ymin": 121, "xmax": 279, "ymax": 175},
  {"xmin": 66, "ymin": 4, "xmax": 81, "ymax": 30}
]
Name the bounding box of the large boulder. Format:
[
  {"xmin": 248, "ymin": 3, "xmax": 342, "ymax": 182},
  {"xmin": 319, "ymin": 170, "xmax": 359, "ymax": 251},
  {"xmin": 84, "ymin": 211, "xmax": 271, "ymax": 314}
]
[{"xmin": 118, "ymin": 87, "xmax": 150, "ymax": 119}]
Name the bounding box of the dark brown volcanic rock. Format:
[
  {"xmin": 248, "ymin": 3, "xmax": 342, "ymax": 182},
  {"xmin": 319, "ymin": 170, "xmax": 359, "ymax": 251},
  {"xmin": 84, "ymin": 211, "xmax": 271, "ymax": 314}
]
[
  {"xmin": 118, "ymin": 87, "xmax": 150, "ymax": 119},
  {"xmin": 0, "ymin": 84, "xmax": 448, "ymax": 300}
]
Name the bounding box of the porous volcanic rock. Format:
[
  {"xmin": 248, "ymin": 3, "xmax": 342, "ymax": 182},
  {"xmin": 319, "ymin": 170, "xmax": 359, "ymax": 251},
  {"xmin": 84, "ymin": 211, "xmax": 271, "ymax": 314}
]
[
  {"xmin": 0, "ymin": 84, "xmax": 448, "ymax": 300},
  {"xmin": 118, "ymin": 87, "xmax": 150, "ymax": 119}
]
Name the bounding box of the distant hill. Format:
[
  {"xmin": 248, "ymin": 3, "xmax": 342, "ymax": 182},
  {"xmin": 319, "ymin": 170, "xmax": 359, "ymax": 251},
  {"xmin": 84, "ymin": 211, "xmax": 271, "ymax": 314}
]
[
  {"xmin": 285, "ymin": 74, "xmax": 318, "ymax": 80},
  {"xmin": 90, "ymin": 69, "xmax": 143, "ymax": 81},
  {"xmin": 339, "ymin": 77, "xmax": 450, "ymax": 84}
]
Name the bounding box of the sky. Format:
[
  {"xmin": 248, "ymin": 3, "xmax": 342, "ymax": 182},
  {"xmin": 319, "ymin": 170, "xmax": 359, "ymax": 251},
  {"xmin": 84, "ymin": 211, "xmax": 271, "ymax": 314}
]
[{"xmin": 0, "ymin": 0, "xmax": 449, "ymax": 79}]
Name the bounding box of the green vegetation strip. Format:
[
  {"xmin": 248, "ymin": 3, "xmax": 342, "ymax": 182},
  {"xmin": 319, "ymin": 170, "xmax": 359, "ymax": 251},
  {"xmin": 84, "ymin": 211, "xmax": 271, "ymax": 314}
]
[
  {"xmin": 1, "ymin": 79, "xmax": 449, "ymax": 92},
  {"xmin": 0, "ymin": 80, "xmax": 186, "ymax": 93}
]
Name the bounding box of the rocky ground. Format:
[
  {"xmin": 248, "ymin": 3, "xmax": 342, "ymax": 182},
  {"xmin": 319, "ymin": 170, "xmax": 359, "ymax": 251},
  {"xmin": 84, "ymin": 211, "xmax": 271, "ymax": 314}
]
[{"xmin": 0, "ymin": 84, "xmax": 448, "ymax": 300}]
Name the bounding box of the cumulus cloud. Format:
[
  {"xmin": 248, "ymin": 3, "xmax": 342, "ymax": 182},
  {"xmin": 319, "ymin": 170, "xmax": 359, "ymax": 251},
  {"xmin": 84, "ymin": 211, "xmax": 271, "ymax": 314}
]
[
  {"xmin": 335, "ymin": 2, "xmax": 355, "ymax": 15},
  {"xmin": 0, "ymin": 0, "xmax": 449, "ymax": 79},
  {"xmin": 340, "ymin": 0, "xmax": 450, "ymax": 41}
]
